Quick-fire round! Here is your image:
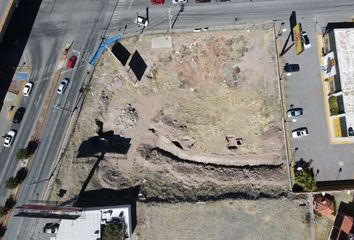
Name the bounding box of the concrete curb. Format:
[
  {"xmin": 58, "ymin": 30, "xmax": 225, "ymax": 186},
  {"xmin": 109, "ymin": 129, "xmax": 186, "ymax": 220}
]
[{"xmin": 273, "ymin": 23, "xmax": 293, "ymax": 190}]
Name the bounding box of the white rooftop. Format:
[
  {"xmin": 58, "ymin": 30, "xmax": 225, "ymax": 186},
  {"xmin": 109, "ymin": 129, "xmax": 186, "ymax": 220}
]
[
  {"xmin": 56, "ymin": 210, "xmax": 101, "ymax": 240},
  {"xmin": 54, "ymin": 205, "xmax": 132, "ymax": 240},
  {"xmin": 334, "ymin": 28, "xmax": 354, "ymax": 115}
]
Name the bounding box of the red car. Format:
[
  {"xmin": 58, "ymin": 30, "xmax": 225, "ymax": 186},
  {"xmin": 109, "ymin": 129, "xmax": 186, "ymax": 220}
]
[
  {"xmin": 66, "ymin": 55, "xmax": 77, "ymax": 69},
  {"xmin": 151, "ymin": 0, "xmax": 164, "ymax": 4}
]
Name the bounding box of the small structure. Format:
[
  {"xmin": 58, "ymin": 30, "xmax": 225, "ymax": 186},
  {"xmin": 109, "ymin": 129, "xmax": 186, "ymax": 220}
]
[
  {"xmin": 226, "ymin": 135, "xmax": 237, "ymax": 149},
  {"xmin": 225, "ymin": 135, "xmax": 243, "ymax": 149},
  {"xmin": 313, "ymin": 194, "xmax": 335, "ymax": 221}
]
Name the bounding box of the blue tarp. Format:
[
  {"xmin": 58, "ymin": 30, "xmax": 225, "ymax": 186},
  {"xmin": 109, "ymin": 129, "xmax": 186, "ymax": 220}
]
[{"xmin": 89, "ymin": 34, "xmax": 123, "ymax": 65}]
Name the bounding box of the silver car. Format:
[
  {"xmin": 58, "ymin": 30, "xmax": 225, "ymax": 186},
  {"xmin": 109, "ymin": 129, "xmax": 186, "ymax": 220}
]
[
  {"xmin": 4, "ymin": 130, "xmax": 17, "ymax": 147},
  {"xmin": 57, "ymin": 78, "xmax": 70, "ymax": 94},
  {"xmin": 292, "ymin": 127, "xmax": 308, "ymax": 138},
  {"xmin": 287, "ymin": 108, "xmax": 303, "ymax": 118}
]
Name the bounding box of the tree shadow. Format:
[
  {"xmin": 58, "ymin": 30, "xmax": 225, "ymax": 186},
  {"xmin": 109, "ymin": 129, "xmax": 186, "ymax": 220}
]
[
  {"xmin": 0, "ymin": 0, "xmax": 43, "ymax": 109},
  {"xmin": 27, "ymin": 138, "xmax": 39, "ymax": 155}
]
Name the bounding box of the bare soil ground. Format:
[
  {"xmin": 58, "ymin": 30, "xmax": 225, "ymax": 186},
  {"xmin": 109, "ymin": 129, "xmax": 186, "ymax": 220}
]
[
  {"xmin": 136, "ymin": 199, "xmax": 310, "ymax": 240},
  {"xmin": 51, "ymin": 26, "xmax": 288, "ymax": 203}
]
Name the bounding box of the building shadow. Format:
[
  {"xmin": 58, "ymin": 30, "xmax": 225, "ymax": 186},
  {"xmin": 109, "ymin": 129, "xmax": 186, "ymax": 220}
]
[
  {"xmin": 324, "ymin": 22, "xmax": 354, "ymax": 35},
  {"xmin": 74, "ymin": 187, "xmax": 139, "ymax": 233},
  {"xmin": 317, "ymin": 180, "xmax": 354, "ymax": 191},
  {"xmin": 0, "ymin": 0, "xmax": 43, "ymax": 109}
]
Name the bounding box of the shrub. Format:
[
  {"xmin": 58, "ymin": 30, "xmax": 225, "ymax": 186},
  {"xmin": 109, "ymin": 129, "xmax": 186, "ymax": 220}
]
[
  {"xmin": 0, "ymin": 196, "xmax": 16, "ymax": 217},
  {"xmin": 0, "ymin": 223, "xmax": 6, "ymax": 237},
  {"xmin": 329, "ymin": 96, "xmax": 338, "ymax": 116}
]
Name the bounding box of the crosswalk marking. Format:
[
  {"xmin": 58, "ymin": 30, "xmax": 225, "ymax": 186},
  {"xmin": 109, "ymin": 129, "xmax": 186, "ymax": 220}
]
[{"xmin": 108, "ymin": 0, "xmax": 129, "ymax": 32}]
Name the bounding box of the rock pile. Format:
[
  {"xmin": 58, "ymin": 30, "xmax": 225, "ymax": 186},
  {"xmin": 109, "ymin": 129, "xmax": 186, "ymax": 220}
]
[{"xmin": 116, "ymin": 104, "xmax": 138, "ymax": 134}]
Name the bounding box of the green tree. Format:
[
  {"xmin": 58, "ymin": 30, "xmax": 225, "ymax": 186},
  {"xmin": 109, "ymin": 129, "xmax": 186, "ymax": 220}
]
[
  {"xmin": 15, "ymin": 148, "xmax": 31, "ymax": 160},
  {"xmin": 294, "ymin": 168, "xmax": 317, "ymax": 192},
  {"xmin": 101, "ymin": 224, "xmax": 124, "ymax": 240},
  {"xmin": 0, "ymin": 206, "xmax": 9, "ymax": 217},
  {"xmin": 5, "ymin": 177, "xmax": 18, "ymax": 189}
]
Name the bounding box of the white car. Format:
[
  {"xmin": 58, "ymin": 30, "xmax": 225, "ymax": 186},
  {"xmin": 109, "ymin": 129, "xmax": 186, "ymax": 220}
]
[
  {"xmin": 292, "ymin": 127, "xmax": 308, "ymax": 138},
  {"xmin": 22, "ymin": 82, "xmax": 34, "ymax": 96},
  {"xmin": 135, "ymin": 16, "xmax": 149, "ymax": 27},
  {"xmin": 4, "ymin": 130, "xmax": 16, "ymax": 147},
  {"xmin": 287, "ymin": 108, "xmax": 303, "ymax": 118},
  {"xmin": 302, "ymin": 31, "xmax": 311, "ymax": 49},
  {"xmin": 172, "ymin": 0, "xmax": 187, "ymax": 4},
  {"xmin": 57, "ymin": 78, "xmax": 70, "ymax": 94}
]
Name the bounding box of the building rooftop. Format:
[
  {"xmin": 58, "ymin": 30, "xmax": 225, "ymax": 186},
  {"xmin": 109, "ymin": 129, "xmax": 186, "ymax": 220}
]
[
  {"xmin": 334, "ymin": 29, "xmax": 354, "ymax": 116},
  {"xmin": 54, "ymin": 205, "xmax": 132, "ymax": 240},
  {"xmin": 56, "ymin": 210, "xmax": 101, "ymax": 240}
]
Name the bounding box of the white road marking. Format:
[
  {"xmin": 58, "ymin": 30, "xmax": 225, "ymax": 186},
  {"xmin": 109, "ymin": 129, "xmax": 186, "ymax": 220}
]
[
  {"xmin": 30, "ymin": 70, "xmax": 37, "ymax": 79},
  {"xmin": 128, "ymin": 0, "xmax": 134, "ymax": 10},
  {"xmin": 35, "ymin": 92, "xmax": 43, "ymax": 108},
  {"xmin": 109, "ymin": 0, "xmax": 128, "ymax": 30}
]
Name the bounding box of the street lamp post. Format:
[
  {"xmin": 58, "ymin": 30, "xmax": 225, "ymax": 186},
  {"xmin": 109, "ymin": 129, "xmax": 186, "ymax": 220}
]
[
  {"xmin": 290, "ymin": 147, "xmax": 299, "ymax": 166},
  {"xmin": 277, "ymin": 22, "xmax": 287, "ymax": 37}
]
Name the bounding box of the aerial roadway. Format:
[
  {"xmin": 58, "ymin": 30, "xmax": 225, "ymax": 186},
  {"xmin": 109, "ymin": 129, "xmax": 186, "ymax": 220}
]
[{"xmin": 0, "ymin": 0, "xmax": 353, "ymax": 239}]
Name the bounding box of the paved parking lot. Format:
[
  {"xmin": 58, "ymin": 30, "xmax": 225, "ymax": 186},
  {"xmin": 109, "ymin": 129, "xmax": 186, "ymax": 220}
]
[{"xmin": 280, "ymin": 17, "xmax": 354, "ymax": 183}]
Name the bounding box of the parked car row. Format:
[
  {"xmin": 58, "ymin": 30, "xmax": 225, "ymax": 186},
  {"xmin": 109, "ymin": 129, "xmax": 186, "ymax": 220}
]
[
  {"xmin": 287, "ymin": 103, "xmax": 308, "ymax": 139},
  {"xmin": 3, "ymin": 55, "xmax": 76, "ymax": 148}
]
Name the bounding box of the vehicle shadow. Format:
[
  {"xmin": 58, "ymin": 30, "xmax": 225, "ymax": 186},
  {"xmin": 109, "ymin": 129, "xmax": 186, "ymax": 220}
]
[{"xmin": 0, "ymin": 0, "xmax": 43, "ymax": 109}]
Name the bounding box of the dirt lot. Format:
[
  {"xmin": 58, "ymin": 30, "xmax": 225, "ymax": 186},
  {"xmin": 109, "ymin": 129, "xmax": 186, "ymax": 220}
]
[
  {"xmin": 136, "ymin": 199, "xmax": 310, "ymax": 240},
  {"xmin": 51, "ymin": 25, "xmax": 288, "ymax": 202}
]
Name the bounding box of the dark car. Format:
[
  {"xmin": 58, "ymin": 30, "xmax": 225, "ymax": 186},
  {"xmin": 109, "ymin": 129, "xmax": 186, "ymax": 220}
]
[
  {"xmin": 348, "ymin": 127, "xmax": 354, "ymax": 137},
  {"xmin": 13, "ymin": 107, "xmax": 25, "ymax": 124},
  {"xmin": 284, "ymin": 63, "xmax": 300, "ymax": 76},
  {"xmin": 43, "ymin": 223, "xmax": 59, "ymax": 234}
]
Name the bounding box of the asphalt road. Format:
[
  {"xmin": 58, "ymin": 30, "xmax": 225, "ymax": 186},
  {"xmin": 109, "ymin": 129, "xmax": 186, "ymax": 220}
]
[
  {"xmin": 1, "ymin": 0, "xmax": 354, "ymax": 239},
  {"xmin": 1, "ymin": 0, "xmax": 118, "ymax": 239}
]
